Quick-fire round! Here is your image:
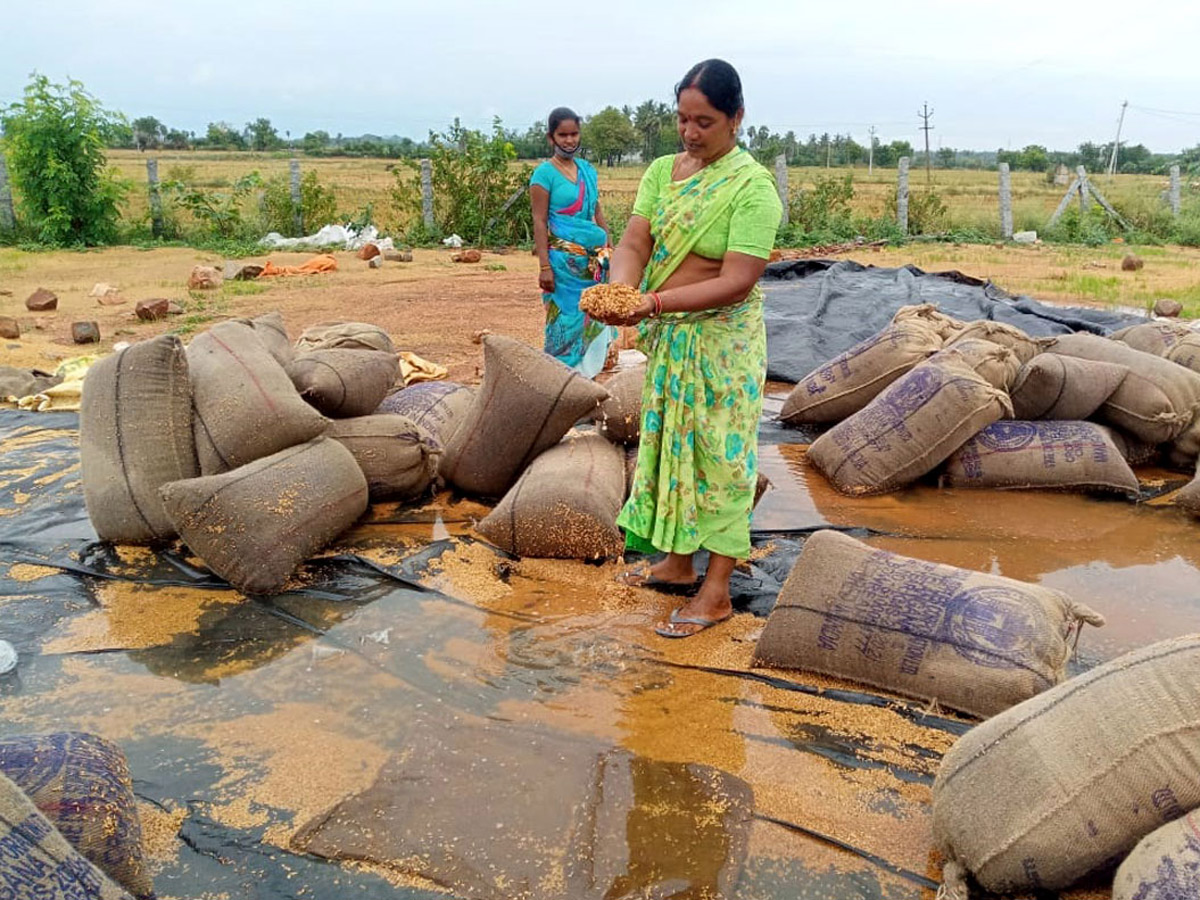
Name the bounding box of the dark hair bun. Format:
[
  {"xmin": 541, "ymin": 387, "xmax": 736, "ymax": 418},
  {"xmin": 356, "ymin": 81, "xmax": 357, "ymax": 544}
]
[{"xmin": 674, "ymin": 59, "xmax": 743, "ymax": 118}]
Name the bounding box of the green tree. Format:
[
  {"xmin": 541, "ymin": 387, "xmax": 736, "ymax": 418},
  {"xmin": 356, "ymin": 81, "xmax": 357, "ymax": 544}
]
[
  {"xmin": 0, "ymin": 74, "xmax": 128, "ymax": 245},
  {"xmin": 583, "ymin": 106, "xmax": 638, "ymax": 166},
  {"xmin": 131, "ymin": 115, "xmax": 166, "ymax": 151},
  {"xmin": 936, "ymin": 146, "xmax": 956, "ymax": 168},
  {"xmin": 633, "ymin": 100, "xmax": 673, "ymax": 162},
  {"xmin": 302, "ymin": 130, "xmax": 331, "ymax": 154},
  {"xmin": 204, "ymin": 121, "xmax": 245, "ymax": 150},
  {"xmin": 245, "ymin": 117, "xmax": 282, "ymax": 151}
]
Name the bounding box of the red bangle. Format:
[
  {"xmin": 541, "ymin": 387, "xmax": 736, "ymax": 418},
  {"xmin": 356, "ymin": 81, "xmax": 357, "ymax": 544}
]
[{"xmin": 649, "ymin": 291, "xmax": 663, "ymax": 317}]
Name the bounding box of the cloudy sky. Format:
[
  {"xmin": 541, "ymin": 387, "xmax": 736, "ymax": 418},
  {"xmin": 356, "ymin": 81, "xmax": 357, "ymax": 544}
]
[{"xmin": 4, "ymin": 0, "xmax": 1200, "ymax": 152}]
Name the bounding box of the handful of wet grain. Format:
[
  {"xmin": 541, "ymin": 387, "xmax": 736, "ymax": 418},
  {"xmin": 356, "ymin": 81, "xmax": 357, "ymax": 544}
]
[{"xmin": 580, "ymin": 283, "xmax": 643, "ymax": 319}]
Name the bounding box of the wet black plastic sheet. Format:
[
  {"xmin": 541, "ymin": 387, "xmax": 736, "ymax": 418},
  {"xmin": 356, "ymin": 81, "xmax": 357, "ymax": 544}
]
[{"xmin": 762, "ymin": 259, "xmax": 1144, "ymax": 382}]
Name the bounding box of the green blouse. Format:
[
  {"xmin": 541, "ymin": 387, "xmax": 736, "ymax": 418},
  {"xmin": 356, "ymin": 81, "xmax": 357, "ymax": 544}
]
[{"xmin": 631, "ymin": 149, "xmax": 782, "ymax": 261}]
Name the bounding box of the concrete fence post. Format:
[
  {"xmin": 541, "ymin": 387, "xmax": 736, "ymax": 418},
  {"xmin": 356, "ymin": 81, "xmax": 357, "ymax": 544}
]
[
  {"xmin": 1077, "ymin": 165, "xmax": 1091, "ymax": 212},
  {"xmin": 1170, "ymin": 165, "xmax": 1182, "ymax": 218},
  {"xmin": 998, "ymin": 162, "xmax": 1013, "ymax": 240},
  {"xmin": 420, "ymin": 159, "xmax": 435, "ymax": 231},
  {"xmin": 0, "ymin": 155, "xmax": 15, "ymax": 232},
  {"xmin": 289, "ymin": 159, "xmax": 303, "ymax": 235},
  {"xmin": 146, "ymin": 158, "xmax": 164, "ymax": 238},
  {"xmin": 897, "ymin": 157, "xmax": 910, "ymax": 235},
  {"xmin": 775, "ymin": 154, "xmax": 789, "ymax": 227}
]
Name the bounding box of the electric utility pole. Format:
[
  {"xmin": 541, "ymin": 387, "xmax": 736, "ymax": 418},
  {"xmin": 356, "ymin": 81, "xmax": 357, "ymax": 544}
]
[
  {"xmin": 1107, "ymin": 100, "xmax": 1128, "ymax": 176},
  {"xmin": 868, "ymin": 125, "xmax": 876, "ymax": 174},
  {"xmin": 918, "ymin": 103, "xmax": 934, "ymax": 183}
]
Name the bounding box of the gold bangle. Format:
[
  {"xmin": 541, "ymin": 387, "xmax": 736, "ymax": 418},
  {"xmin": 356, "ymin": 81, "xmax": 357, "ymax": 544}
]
[{"xmin": 539, "ymin": 264, "xmax": 552, "ymax": 271}]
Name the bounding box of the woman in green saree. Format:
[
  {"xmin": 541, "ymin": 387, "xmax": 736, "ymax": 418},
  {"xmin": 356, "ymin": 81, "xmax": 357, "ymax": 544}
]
[{"xmin": 595, "ymin": 59, "xmax": 782, "ymax": 638}]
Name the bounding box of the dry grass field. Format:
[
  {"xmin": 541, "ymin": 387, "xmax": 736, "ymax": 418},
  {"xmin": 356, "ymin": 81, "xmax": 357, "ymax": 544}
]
[{"xmin": 106, "ymin": 149, "xmax": 1191, "ymax": 238}]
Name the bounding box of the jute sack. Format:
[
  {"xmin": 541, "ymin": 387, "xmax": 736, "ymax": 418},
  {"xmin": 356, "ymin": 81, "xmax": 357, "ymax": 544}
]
[
  {"xmin": 286, "ymin": 349, "xmax": 399, "ymax": 418},
  {"xmin": 1045, "ymin": 333, "xmax": 1200, "ymax": 444},
  {"xmin": 376, "ymin": 382, "xmax": 474, "ymax": 450},
  {"xmin": 933, "ymin": 635, "xmax": 1200, "ymax": 898},
  {"xmin": 1113, "ymin": 811, "xmax": 1200, "ymax": 900},
  {"xmin": 931, "ymin": 339, "xmax": 1021, "ymax": 391},
  {"xmin": 233, "ymin": 311, "xmax": 293, "ymax": 367},
  {"xmin": 751, "ymin": 529, "xmax": 1104, "ymax": 719},
  {"xmin": 81, "ymin": 334, "xmax": 198, "ymax": 542},
  {"xmin": 1111, "ymin": 321, "xmax": 1195, "ymax": 357},
  {"xmin": 324, "ymin": 414, "xmax": 440, "ymax": 502},
  {"xmin": 1176, "ymin": 469, "xmax": 1200, "ymax": 516},
  {"xmin": 1106, "ymin": 426, "xmax": 1160, "ymax": 466},
  {"xmin": 948, "ymin": 320, "xmax": 1044, "ymax": 364},
  {"xmin": 0, "ymin": 732, "xmax": 152, "ymax": 898},
  {"xmin": 188, "ymin": 321, "xmax": 327, "ymax": 475},
  {"xmin": 890, "ymin": 304, "xmax": 968, "ymax": 342},
  {"xmin": 441, "ymin": 335, "xmax": 608, "ymax": 498},
  {"xmin": 780, "ymin": 320, "xmax": 942, "ymax": 425},
  {"xmin": 594, "ymin": 365, "xmax": 646, "ymax": 444},
  {"xmin": 1166, "ymin": 334, "xmax": 1200, "ymax": 376},
  {"xmin": 294, "ymin": 321, "xmax": 394, "ymax": 354},
  {"xmin": 0, "ymin": 772, "xmax": 132, "ymax": 900},
  {"xmin": 806, "ymin": 352, "xmax": 1012, "ymax": 495},
  {"xmin": 942, "ymin": 420, "xmax": 1139, "ymax": 494},
  {"xmin": 160, "ymin": 436, "xmax": 368, "ymax": 595},
  {"xmin": 1008, "ymin": 354, "xmax": 1128, "ymax": 420},
  {"xmin": 0, "ymin": 366, "xmax": 60, "ymax": 400},
  {"xmin": 476, "ymin": 434, "xmax": 625, "ymax": 559}
]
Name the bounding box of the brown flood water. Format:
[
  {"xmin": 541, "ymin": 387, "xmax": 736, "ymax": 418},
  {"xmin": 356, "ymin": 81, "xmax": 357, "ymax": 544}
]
[{"xmin": 7, "ymin": 407, "xmax": 1192, "ymax": 898}]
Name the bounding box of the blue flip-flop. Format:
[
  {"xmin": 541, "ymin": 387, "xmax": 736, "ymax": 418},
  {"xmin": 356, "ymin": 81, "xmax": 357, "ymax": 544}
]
[{"xmin": 654, "ymin": 609, "xmax": 733, "ymax": 639}]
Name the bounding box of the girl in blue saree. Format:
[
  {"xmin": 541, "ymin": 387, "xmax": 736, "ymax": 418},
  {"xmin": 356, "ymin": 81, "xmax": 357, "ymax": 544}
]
[{"xmin": 530, "ymin": 108, "xmax": 617, "ymax": 377}]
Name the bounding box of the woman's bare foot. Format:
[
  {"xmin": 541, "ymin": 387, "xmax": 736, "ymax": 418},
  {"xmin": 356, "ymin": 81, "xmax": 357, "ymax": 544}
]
[{"xmin": 616, "ymin": 553, "xmax": 696, "ymax": 588}]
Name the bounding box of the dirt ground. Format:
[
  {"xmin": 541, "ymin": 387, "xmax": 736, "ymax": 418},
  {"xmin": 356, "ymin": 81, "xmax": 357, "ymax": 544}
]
[
  {"xmin": 0, "ymin": 246, "xmax": 547, "ymax": 382},
  {"xmin": 4, "ymin": 240, "xmax": 1199, "ymax": 384}
]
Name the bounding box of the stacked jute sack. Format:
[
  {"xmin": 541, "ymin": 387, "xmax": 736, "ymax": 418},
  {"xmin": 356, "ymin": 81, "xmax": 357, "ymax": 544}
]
[
  {"xmin": 780, "ymin": 304, "xmax": 1200, "ymax": 508},
  {"xmin": 0, "ymin": 732, "xmax": 152, "ymax": 899},
  {"xmin": 80, "ymin": 314, "xmax": 445, "ymax": 595},
  {"xmin": 452, "ymin": 339, "xmax": 769, "ymax": 561}
]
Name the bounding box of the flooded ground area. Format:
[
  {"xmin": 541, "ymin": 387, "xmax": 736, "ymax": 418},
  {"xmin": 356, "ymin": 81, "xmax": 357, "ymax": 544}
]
[{"xmin": 1, "ymin": 393, "xmax": 1197, "ymax": 900}]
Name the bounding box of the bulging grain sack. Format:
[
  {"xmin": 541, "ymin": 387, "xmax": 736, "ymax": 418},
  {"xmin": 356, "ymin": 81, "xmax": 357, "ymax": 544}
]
[
  {"xmin": 890, "ymin": 304, "xmax": 967, "ymax": 342},
  {"xmin": 160, "ymin": 436, "xmax": 368, "ymax": 595},
  {"xmin": 594, "ymin": 365, "xmax": 646, "ymax": 444},
  {"xmin": 81, "ymin": 334, "xmax": 198, "ymax": 542},
  {"xmin": 1166, "ymin": 335, "xmax": 1200, "ymax": 376},
  {"xmin": 295, "ymin": 321, "xmax": 394, "ymax": 354},
  {"xmin": 0, "ymin": 771, "xmax": 132, "ymax": 900},
  {"xmin": 948, "ymin": 320, "xmax": 1044, "ymax": 364},
  {"xmin": 932, "ymin": 339, "xmax": 1020, "ymax": 391},
  {"xmin": 1176, "ymin": 469, "xmax": 1200, "ymax": 517},
  {"xmin": 234, "ymin": 310, "xmax": 293, "ymax": 367},
  {"xmin": 751, "ymin": 530, "xmax": 1104, "ymax": 719},
  {"xmin": 441, "ymin": 335, "xmax": 608, "ymax": 498},
  {"xmin": 806, "ymin": 352, "xmax": 1012, "ymax": 495},
  {"xmin": 1113, "ymin": 811, "xmax": 1200, "ymax": 900},
  {"xmin": 376, "ymin": 381, "xmax": 475, "ymax": 450},
  {"xmin": 476, "ymin": 434, "xmax": 625, "ymax": 559},
  {"xmin": 1107, "ymin": 426, "xmax": 1159, "ymax": 466},
  {"xmin": 0, "ymin": 366, "xmax": 60, "ymax": 400},
  {"xmin": 324, "ymin": 414, "xmax": 440, "ymax": 502},
  {"xmin": 286, "ymin": 349, "xmax": 399, "ymax": 418},
  {"xmin": 1111, "ymin": 320, "xmax": 1195, "ymax": 357},
  {"xmin": 1046, "ymin": 333, "xmax": 1200, "ymax": 444},
  {"xmin": 933, "ymin": 635, "xmax": 1200, "ymax": 898},
  {"xmin": 188, "ymin": 321, "xmax": 327, "ymax": 475},
  {"xmin": 942, "ymin": 420, "xmax": 1139, "ymax": 494},
  {"xmin": 1008, "ymin": 354, "xmax": 1128, "ymax": 421},
  {"xmin": 0, "ymin": 732, "xmax": 153, "ymax": 898},
  {"xmin": 779, "ymin": 320, "xmax": 942, "ymax": 425}
]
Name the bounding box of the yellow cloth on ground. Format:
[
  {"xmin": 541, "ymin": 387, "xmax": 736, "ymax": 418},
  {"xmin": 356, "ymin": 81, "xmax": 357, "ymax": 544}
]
[
  {"xmin": 398, "ymin": 352, "xmax": 447, "ymax": 386},
  {"xmin": 14, "ymin": 356, "xmax": 99, "ymax": 412}
]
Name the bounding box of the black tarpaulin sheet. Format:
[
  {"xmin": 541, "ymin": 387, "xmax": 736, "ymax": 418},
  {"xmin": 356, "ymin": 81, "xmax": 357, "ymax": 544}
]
[
  {"xmin": 293, "ymin": 717, "xmax": 755, "ymax": 900},
  {"xmin": 761, "ymin": 259, "xmax": 1145, "ymax": 383}
]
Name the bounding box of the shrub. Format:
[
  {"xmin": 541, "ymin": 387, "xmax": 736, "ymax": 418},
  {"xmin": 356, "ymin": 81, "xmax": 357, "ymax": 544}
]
[
  {"xmin": 392, "ymin": 118, "xmax": 532, "ymax": 245},
  {"xmin": 0, "ymin": 74, "xmax": 129, "ymax": 245},
  {"xmin": 260, "ymin": 170, "xmax": 338, "ymax": 236}
]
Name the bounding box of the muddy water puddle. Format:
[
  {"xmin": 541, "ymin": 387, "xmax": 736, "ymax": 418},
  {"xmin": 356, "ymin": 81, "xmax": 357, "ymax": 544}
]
[{"xmin": 1, "ymin": 409, "xmax": 1175, "ymax": 898}]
